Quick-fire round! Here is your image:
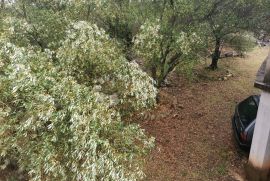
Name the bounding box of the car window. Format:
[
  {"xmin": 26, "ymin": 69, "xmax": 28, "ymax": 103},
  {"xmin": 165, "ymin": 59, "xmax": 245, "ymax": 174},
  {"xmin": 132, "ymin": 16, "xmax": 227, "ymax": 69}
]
[
  {"xmin": 253, "ymin": 95, "xmax": 261, "ymax": 106},
  {"xmin": 238, "ymin": 97, "xmax": 258, "ymax": 122}
]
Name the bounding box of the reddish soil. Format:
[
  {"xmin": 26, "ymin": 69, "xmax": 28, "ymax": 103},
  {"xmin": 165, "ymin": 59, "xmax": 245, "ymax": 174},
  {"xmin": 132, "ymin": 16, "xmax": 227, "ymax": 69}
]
[{"xmin": 140, "ymin": 47, "xmax": 269, "ymax": 181}]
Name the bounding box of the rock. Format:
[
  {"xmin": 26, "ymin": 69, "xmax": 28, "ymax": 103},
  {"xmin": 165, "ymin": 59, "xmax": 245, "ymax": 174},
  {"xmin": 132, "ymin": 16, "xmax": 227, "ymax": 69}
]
[
  {"xmin": 144, "ymin": 113, "xmax": 149, "ymax": 120},
  {"xmin": 150, "ymin": 115, "xmax": 156, "ymax": 121},
  {"xmin": 229, "ymin": 170, "xmax": 245, "ymax": 181},
  {"xmin": 93, "ymin": 85, "xmax": 102, "ymax": 92},
  {"xmin": 109, "ymin": 94, "xmax": 120, "ymax": 106},
  {"xmin": 173, "ymin": 98, "xmax": 178, "ymax": 105},
  {"xmin": 178, "ymin": 104, "xmax": 184, "ymax": 109}
]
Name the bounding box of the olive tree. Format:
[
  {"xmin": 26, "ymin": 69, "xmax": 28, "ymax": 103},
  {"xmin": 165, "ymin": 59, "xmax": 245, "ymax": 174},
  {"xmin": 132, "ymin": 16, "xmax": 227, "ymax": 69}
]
[
  {"xmin": 5, "ymin": 0, "xmax": 69, "ymax": 51},
  {"xmin": 68, "ymin": 0, "xmax": 146, "ymax": 59},
  {"xmin": 248, "ymin": 0, "xmax": 270, "ymax": 37},
  {"xmin": 133, "ymin": 0, "xmax": 203, "ymax": 87},
  {"xmin": 194, "ymin": 0, "xmax": 257, "ymax": 69}
]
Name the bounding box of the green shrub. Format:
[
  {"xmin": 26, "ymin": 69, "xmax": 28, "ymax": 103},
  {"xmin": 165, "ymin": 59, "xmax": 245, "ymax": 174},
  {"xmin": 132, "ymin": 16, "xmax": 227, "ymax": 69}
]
[
  {"xmin": 224, "ymin": 33, "xmax": 257, "ymax": 53},
  {"xmin": 0, "ymin": 21, "xmax": 156, "ymax": 181}
]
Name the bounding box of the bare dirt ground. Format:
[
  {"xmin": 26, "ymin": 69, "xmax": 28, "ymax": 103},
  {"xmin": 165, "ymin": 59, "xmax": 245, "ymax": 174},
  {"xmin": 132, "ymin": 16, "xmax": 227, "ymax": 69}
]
[{"xmin": 140, "ymin": 47, "xmax": 269, "ymax": 181}]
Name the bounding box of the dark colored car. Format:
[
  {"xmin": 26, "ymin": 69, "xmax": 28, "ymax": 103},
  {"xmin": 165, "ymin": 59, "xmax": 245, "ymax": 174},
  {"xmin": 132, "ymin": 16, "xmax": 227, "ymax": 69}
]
[{"xmin": 232, "ymin": 95, "xmax": 260, "ymax": 148}]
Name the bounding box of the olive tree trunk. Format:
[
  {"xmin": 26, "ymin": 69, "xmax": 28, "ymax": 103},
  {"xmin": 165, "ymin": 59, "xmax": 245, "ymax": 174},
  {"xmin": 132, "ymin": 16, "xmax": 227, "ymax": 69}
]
[{"xmin": 209, "ymin": 37, "xmax": 221, "ymax": 70}]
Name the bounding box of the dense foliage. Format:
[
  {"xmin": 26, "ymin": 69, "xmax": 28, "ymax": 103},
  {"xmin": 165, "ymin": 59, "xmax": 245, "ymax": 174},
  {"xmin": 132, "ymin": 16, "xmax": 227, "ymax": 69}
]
[
  {"xmin": 133, "ymin": 1, "xmax": 205, "ymax": 86},
  {"xmin": 134, "ymin": 19, "xmax": 201, "ymax": 86},
  {"xmin": 223, "ymin": 33, "xmax": 256, "ymax": 53},
  {"xmin": 0, "ymin": 1, "xmax": 157, "ymax": 180},
  {"xmin": 193, "ymin": 0, "xmax": 259, "ymax": 69}
]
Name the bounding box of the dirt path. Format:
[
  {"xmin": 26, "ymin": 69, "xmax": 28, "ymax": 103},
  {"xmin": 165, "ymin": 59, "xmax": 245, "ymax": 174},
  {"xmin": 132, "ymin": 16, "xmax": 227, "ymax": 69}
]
[{"xmin": 140, "ymin": 47, "xmax": 269, "ymax": 181}]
